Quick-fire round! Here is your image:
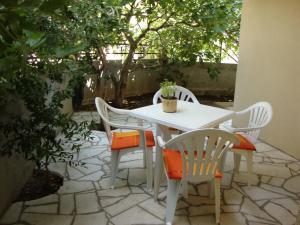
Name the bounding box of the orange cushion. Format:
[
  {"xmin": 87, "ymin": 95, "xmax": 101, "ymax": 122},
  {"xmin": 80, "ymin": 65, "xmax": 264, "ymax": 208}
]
[
  {"xmin": 111, "ymin": 130, "xmax": 155, "ymax": 150},
  {"xmin": 233, "ymin": 134, "xmax": 256, "ymax": 151},
  {"xmin": 163, "ymin": 149, "xmax": 222, "ymax": 180}
]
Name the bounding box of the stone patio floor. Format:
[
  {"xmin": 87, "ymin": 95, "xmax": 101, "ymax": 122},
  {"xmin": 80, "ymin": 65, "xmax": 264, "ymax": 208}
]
[{"xmin": 1, "ymin": 111, "xmax": 300, "ymax": 225}]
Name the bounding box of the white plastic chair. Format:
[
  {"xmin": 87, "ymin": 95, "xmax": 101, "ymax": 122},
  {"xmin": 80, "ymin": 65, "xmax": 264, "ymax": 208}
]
[
  {"xmin": 224, "ymin": 101, "xmax": 273, "ymax": 186},
  {"xmin": 95, "ymin": 97, "xmax": 154, "ymax": 190},
  {"xmin": 157, "ymin": 129, "xmax": 239, "ymax": 225},
  {"xmin": 153, "ymin": 85, "xmax": 200, "ymax": 134},
  {"xmin": 153, "ymin": 85, "xmax": 200, "ymax": 104}
]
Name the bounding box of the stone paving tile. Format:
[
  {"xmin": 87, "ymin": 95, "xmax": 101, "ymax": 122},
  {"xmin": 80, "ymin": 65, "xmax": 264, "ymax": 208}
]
[
  {"xmin": 58, "ymin": 180, "xmax": 94, "ymax": 194},
  {"xmin": 242, "ymin": 186, "xmax": 285, "ymax": 200},
  {"xmin": 75, "ymin": 192, "xmax": 101, "ymax": 214},
  {"xmin": 269, "ymin": 177, "xmax": 285, "ymax": 186},
  {"xmin": 241, "ymin": 198, "xmax": 276, "ymax": 222},
  {"xmin": 264, "ymin": 202, "xmax": 296, "ymax": 225},
  {"xmin": 221, "ymin": 204, "xmax": 240, "ymax": 212},
  {"xmin": 2, "ymin": 112, "xmax": 300, "ymax": 225},
  {"xmin": 262, "ymin": 150, "xmax": 297, "ymax": 161},
  {"xmin": 172, "ymin": 216, "xmax": 190, "ymax": 225},
  {"xmin": 25, "ymin": 194, "xmax": 58, "ymax": 206},
  {"xmin": 78, "ymin": 170, "xmax": 104, "ymax": 181},
  {"xmin": 24, "ymin": 204, "xmax": 58, "ymax": 214},
  {"xmin": 271, "ymin": 198, "xmax": 299, "ymax": 216},
  {"xmin": 21, "ymin": 213, "xmax": 73, "ymax": 225},
  {"xmin": 220, "ymin": 212, "xmax": 246, "ymax": 225},
  {"xmin": 128, "ymin": 168, "xmax": 147, "ymax": 185},
  {"xmin": 104, "ymin": 194, "xmax": 149, "ymax": 216},
  {"xmin": 98, "ymin": 177, "xmax": 127, "ymax": 189},
  {"xmin": 100, "ymin": 197, "xmax": 124, "ymax": 207},
  {"xmin": 233, "ymin": 171, "xmax": 259, "ymax": 185},
  {"xmin": 283, "ymin": 175, "xmax": 300, "ymax": 193},
  {"xmin": 261, "ymin": 183, "xmax": 298, "ymax": 199},
  {"xmin": 97, "ymin": 186, "xmax": 131, "ymax": 197},
  {"xmin": 189, "ymin": 215, "xmax": 215, "ymax": 225},
  {"xmin": 110, "ymin": 206, "xmax": 163, "ymax": 225},
  {"xmin": 139, "ymin": 198, "xmax": 165, "ymax": 219},
  {"xmin": 244, "ymin": 214, "xmax": 279, "ymax": 225},
  {"xmin": 0, "ymin": 202, "xmax": 23, "ymax": 224},
  {"xmin": 73, "ymin": 212, "xmax": 107, "ymax": 225},
  {"xmin": 224, "ymin": 189, "xmax": 243, "ymax": 205},
  {"xmin": 59, "ymin": 194, "xmax": 74, "ymax": 215},
  {"xmin": 249, "ymin": 163, "xmax": 291, "ymax": 178},
  {"xmin": 188, "ymin": 205, "xmax": 215, "ymax": 216}
]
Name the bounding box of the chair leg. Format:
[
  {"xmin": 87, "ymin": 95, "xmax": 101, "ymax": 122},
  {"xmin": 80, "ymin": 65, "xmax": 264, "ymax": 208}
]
[
  {"xmin": 166, "ymin": 179, "xmax": 181, "ymax": 224},
  {"xmin": 146, "ymin": 147, "xmax": 153, "ymax": 191},
  {"xmin": 214, "ymin": 178, "xmax": 221, "ymax": 224},
  {"xmin": 110, "ymin": 151, "xmax": 120, "ymax": 188},
  {"xmin": 209, "ymin": 180, "xmax": 215, "ymax": 199},
  {"xmin": 246, "ymin": 151, "xmax": 253, "ymax": 186},
  {"xmin": 154, "ymin": 161, "xmax": 164, "ymax": 201},
  {"xmin": 143, "ymin": 148, "xmax": 146, "ymax": 169},
  {"xmin": 154, "ymin": 146, "xmax": 163, "ymax": 202},
  {"xmin": 181, "ymin": 179, "xmax": 188, "ymax": 199},
  {"xmin": 233, "ymin": 152, "xmax": 241, "ymax": 174}
]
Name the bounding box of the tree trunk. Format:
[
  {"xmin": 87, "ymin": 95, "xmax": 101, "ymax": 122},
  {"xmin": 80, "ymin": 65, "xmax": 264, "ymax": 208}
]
[
  {"xmin": 112, "ymin": 45, "xmax": 136, "ymax": 107},
  {"xmin": 95, "ymin": 48, "xmax": 108, "ymax": 98},
  {"xmin": 114, "ymin": 82, "xmax": 123, "ymax": 107}
]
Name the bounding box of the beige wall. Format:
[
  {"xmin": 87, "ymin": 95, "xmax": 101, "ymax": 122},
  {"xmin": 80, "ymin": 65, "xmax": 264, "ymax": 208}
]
[{"xmin": 234, "ymin": 0, "xmax": 300, "ymax": 158}]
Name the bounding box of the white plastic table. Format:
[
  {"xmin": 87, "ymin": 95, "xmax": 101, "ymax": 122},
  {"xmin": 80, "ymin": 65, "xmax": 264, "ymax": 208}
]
[{"xmin": 130, "ymin": 101, "xmax": 235, "ymax": 199}]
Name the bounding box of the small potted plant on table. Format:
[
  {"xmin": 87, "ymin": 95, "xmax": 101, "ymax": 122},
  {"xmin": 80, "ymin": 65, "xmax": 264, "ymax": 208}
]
[{"xmin": 160, "ymin": 80, "xmax": 177, "ymax": 113}]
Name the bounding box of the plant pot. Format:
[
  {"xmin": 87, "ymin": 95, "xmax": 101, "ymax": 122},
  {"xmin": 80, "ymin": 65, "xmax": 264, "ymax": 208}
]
[{"xmin": 162, "ymin": 97, "xmax": 177, "ymax": 113}]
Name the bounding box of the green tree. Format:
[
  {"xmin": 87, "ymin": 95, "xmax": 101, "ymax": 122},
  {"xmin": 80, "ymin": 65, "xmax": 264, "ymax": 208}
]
[
  {"xmin": 0, "ymin": 0, "xmax": 97, "ymax": 169},
  {"xmin": 76, "ymin": 0, "xmax": 241, "ymax": 106}
]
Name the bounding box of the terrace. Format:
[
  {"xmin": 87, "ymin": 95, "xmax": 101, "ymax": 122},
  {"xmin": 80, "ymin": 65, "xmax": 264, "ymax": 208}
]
[
  {"xmin": 1, "ymin": 0, "xmax": 300, "ymax": 225},
  {"xmin": 0, "ymin": 112, "xmax": 299, "ymax": 225}
]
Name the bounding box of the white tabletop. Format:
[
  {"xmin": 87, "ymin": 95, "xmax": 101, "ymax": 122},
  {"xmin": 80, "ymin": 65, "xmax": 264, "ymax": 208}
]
[{"xmin": 130, "ymin": 101, "xmax": 234, "ymax": 132}]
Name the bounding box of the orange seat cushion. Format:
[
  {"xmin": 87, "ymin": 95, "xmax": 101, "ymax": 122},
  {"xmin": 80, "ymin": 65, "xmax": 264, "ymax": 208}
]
[
  {"xmin": 233, "ymin": 134, "xmax": 256, "ymax": 151},
  {"xmin": 163, "ymin": 149, "xmax": 222, "ymax": 180},
  {"xmin": 111, "ymin": 130, "xmax": 155, "ymax": 150}
]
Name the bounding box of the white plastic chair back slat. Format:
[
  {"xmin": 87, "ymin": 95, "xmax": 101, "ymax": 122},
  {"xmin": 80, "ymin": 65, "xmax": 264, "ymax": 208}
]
[
  {"xmin": 164, "ymin": 129, "xmax": 239, "ymax": 183},
  {"xmin": 95, "ymin": 97, "xmax": 113, "ymax": 144},
  {"xmin": 153, "ymin": 85, "xmax": 200, "ymax": 104},
  {"xmin": 243, "ymin": 102, "xmax": 273, "ymax": 139}
]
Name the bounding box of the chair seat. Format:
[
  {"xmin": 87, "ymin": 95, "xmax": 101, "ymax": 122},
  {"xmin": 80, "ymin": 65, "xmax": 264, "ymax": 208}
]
[
  {"xmin": 111, "ymin": 130, "xmax": 155, "ymax": 150},
  {"xmin": 233, "ymin": 134, "xmax": 256, "ymax": 151},
  {"xmin": 163, "ymin": 149, "xmax": 222, "ymax": 180}
]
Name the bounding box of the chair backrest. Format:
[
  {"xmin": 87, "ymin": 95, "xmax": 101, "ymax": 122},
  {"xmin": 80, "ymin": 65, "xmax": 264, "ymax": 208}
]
[
  {"xmin": 153, "ymin": 85, "xmax": 200, "ymax": 104},
  {"xmin": 241, "ymin": 101, "xmax": 273, "ymax": 139},
  {"xmin": 95, "ymin": 97, "xmax": 113, "ymax": 144},
  {"xmin": 164, "ymin": 129, "xmax": 239, "ymax": 182}
]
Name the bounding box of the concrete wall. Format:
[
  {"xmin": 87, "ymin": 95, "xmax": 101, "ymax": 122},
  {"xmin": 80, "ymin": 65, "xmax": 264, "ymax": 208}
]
[
  {"xmin": 0, "ymin": 101, "xmax": 34, "ymax": 217},
  {"xmin": 234, "ymin": 0, "xmax": 300, "ymax": 158},
  {"xmin": 83, "ymin": 62, "xmax": 237, "ymax": 105}
]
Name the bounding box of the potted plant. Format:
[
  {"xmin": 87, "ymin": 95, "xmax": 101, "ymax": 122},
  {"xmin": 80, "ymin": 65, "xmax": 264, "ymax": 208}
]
[{"xmin": 160, "ymin": 80, "xmax": 177, "ymax": 113}]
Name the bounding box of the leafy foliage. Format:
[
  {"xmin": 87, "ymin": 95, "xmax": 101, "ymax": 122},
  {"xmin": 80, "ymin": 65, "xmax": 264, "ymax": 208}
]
[
  {"xmin": 68, "ymin": 0, "xmax": 242, "ymax": 105},
  {"xmin": 0, "ymin": 0, "xmax": 93, "ymax": 169},
  {"xmin": 160, "ymin": 80, "xmax": 176, "ymax": 99}
]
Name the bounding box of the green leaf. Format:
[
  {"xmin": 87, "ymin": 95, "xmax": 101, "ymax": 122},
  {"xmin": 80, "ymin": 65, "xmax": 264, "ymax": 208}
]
[
  {"xmin": 55, "ymin": 44, "xmax": 87, "ymax": 58},
  {"xmin": 39, "ymin": 0, "xmax": 66, "ymax": 13},
  {"xmin": 23, "ymin": 29, "xmax": 46, "ymax": 47}
]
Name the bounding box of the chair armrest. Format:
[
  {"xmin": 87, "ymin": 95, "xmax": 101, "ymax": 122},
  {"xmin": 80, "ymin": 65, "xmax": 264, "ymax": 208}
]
[
  {"xmin": 223, "ymin": 124, "xmax": 264, "ymax": 133},
  {"xmin": 107, "ymin": 104, "xmax": 131, "ymax": 115},
  {"xmin": 109, "ymin": 120, "xmax": 149, "ymax": 131},
  {"xmin": 157, "ymin": 136, "xmax": 166, "ymax": 148}
]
